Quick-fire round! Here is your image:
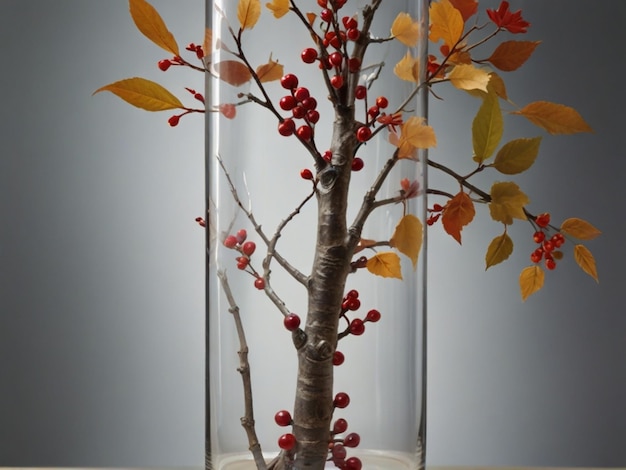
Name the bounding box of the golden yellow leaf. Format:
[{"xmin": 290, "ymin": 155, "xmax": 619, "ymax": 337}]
[
  {"xmin": 489, "ymin": 181, "xmax": 529, "ymax": 225},
  {"xmin": 366, "ymin": 252, "xmax": 403, "ymax": 279},
  {"xmin": 93, "ymin": 77, "xmax": 183, "ymax": 111},
  {"xmin": 472, "ymin": 91, "xmax": 503, "ymax": 163},
  {"xmin": 394, "ymin": 51, "xmax": 420, "ymax": 83},
  {"xmin": 448, "ymin": 0, "xmax": 478, "ymax": 21},
  {"xmin": 203, "ymin": 28, "xmax": 212, "ymax": 59},
  {"xmin": 256, "ymin": 58, "xmax": 284, "ymax": 83},
  {"xmin": 391, "ymin": 12, "xmax": 420, "ymax": 47},
  {"xmin": 129, "ymin": 0, "xmax": 179, "ymax": 55},
  {"xmin": 390, "ymin": 214, "xmax": 423, "ymax": 269},
  {"xmin": 429, "ymin": 0, "xmax": 464, "ymax": 49},
  {"xmin": 512, "ymin": 101, "xmax": 593, "ymax": 135},
  {"xmin": 519, "ymin": 265, "xmax": 544, "ymax": 301},
  {"xmin": 396, "ymin": 117, "xmax": 437, "ymax": 158},
  {"xmin": 561, "ymin": 218, "xmax": 601, "ymax": 241},
  {"xmin": 442, "ymin": 191, "xmax": 475, "ymax": 244},
  {"xmin": 448, "ymin": 64, "xmax": 490, "ymax": 92},
  {"xmin": 214, "ymin": 60, "xmax": 253, "ymax": 86},
  {"xmin": 487, "ymin": 40, "xmax": 541, "ymax": 72},
  {"xmin": 266, "ymin": 0, "xmax": 289, "ymax": 18},
  {"xmin": 238, "ymin": 0, "xmax": 262, "ymax": 30},
  {"xmin": 493, "ymin": 137, "xmax": 542, "ymax": 175},
  {"xmin": 574, "ymin": 244, "xmax": 599, "ymax": 282},
  {"xmin": 485, "ymin": 231, "xmax": 513, "ymax": 269}
]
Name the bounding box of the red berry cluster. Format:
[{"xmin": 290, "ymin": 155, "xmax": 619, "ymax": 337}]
[
  {"xmin": 274, "ymin": 409, "xmax": 297, "ymax": 451},
  {"xmin": 278, "ymin": 73, "xmax": 319, "ymax": 141},
  {"xmin": 222, "ymin": 229, "xmax": 265, "ymax": 289},
  {"xmin": 529, "ymin": 212, "xmax": 565, "ymax": 270},
  {"xmin": 339, "ymin": 289, "xmax": 382, "ymax": 338}
]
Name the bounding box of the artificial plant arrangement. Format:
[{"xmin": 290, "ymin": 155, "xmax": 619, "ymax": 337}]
[{"xmin": 96, "ymin": 0, "xmax": 600, "ymax": 469}]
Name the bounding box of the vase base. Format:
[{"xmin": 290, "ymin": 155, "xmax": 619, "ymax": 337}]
[{"xmin": 211, "ymin": 449, "xmax": 422, "ymax": 470}]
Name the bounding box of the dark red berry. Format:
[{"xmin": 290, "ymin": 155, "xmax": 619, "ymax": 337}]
[
  {"xmin": 333, "ymin": 418, "xmax": 348, "ymax": 434},
  {"xmin": 277, "ymin": 433, "xmax": 296, "ymax": 450},
  {"xmin": 342, "ymin": 15, "xmax": 358, "ymax": 30},
  {"xmin": 351, "ymin": 157, "xmax": 364, "ymax": 171},
  {"xmin": 332, "ymin": 443, "xmax": 347, "ymax": 460},
  {"xmin": 296, "ymin": 124, "xmax": 313, "ymax": 141},
  {"xmin": 355, "ymin": 85, "xmax": 367, "ymax": 100},
  {"xmin": 301, "ymin": 48, "xmax": 318, "ymax": 64},
  {"xmin": 366, "ymin": 309, "xmax": 381, "ymax": 322},
  {"xmin": 376, "ymin": 96, "xmax": 389, "ymax": 109},
  {"xmin": 283, "ymin": 313, "xmax": 301, "ymax": 331},
  {"xmin": 334, "ymin": 392, "xmax": 350, "ymax": 408},
  {"xmin": 301, "ymin": 97, "xmax": 317, "ymax": 110},
  {"xmin": 350, "ymin": 318, "xmax": 365, "ymax": 335},
  {"xmin": 294, "ymin": 87, "xmax": 310, "ymax": 101},
  {"xmin": 343, "ymin": 432, "xmax": 360, "ymax": 448},
  {"xmin": 344, "ymin": 456, "xmax": 363, "ymax": 470},
  {"xmin": 158, "ymin": 59, "xmax": 172, "ymax": 71},
  {"xmin": 332, "ymin": 350, "xmax": 345, "ymax": 366},
  {"xmin": 320, "ymin": 8, "xmax": 333, "ymax": 22},
  {"xmin": 533, "ymin": 231, "xmax": 545, "ymax": 244},
  {"xmin": 306, "ymin": 110, "xmax": 320, "ymax": 124},
  {"xmin": 330, "ymin": 75, "xmax": 344, "ymax": 89},
  {"xmin": 545, "ymin": 258, "xmax": 557, "ymax": 270},
  {"xmin": 279, "ymin": 95, "xmax": 297, "ymax": 111},
  {"xmin": 235, "ymin": 229, "xmax": 247, "ymax": 244},
  {"xmin": 274, "ymin": 410, "xmax": 292, "ymax": 427},
  {"xmin": 236, "ymin": 257, "xmax": 249, "ymax": 270},
  {"xmin": 346, "ymin": 289, "xmax": 359, "ymax": 299},
  {"xmin": 536, "ymin": 212, "xmax": 551, "ymax": 228},
  {"xmin": 329, "ymin": 52, "xmax": 343, "ymax": 67},
  {"xmin": 278, "ymin": 118, "xmax": 296, "ymax": 136},
  {"xmin": 168, "ymin": 114, "xmax": 180, "ymax": 127},
  {"xmin": 292, "ymin": 105, "xmax": 306, "ymax": 119},
  {"xmin": 280, "ymin": 73, "xmax": 299, "ymax": 90},
  {"xmin": 347, "ymin": 28, "xmax": 360, "ymax": 41},
  {"xmin": 367, "ymin": 105, "xmax": 380, "ymax": 118},
  {"xmin": 300, "ymin": 168, "xmax": 314, "ymax": 180},
  {"xmin": 347, "ymin": 57, "xmax": 361, "ymax": 73},
  {"xmin": 356, "ymin": 126, "xmax": 372, "ymax": 142},
  {"xmin": 242, "ymin": 241, "xmax": 256, "ymax": 256}
]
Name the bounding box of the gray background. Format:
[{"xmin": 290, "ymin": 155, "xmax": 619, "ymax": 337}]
[{"xmin": 1, "ymin": 0, "xmax": 624, "ymax": 468}]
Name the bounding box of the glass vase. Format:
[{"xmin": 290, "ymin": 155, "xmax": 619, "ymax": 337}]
[{"xmin": 205, "ymin": 1, "xmax": 428, "ymax": 469}]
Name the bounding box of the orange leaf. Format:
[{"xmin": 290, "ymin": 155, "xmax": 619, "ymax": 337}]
[
  {"xmin": 238, "ymin": 0, "xmax": 262, "ymax": 30},
  {"xmin": 442, "ymin": 191, "xmax": 475, "ymax": 244},
  {"xmin": 513, "ymin": 101, "xmax": 593, "ymax": 135},
  {"xmin": 560, "ymin": 218, "xmax": 602, "ymax": 240},
  {"xmin": 485, "ymin": 231, "xmax": 513, "ymax": 269},
  {"xmin": 256, "ymin": 57, "xmax": 284, "ymax": 83},
  {"xmin": 487, "ymin": 40, "xmax": 541, "ymax": 72},
  {"xmin": 429, "ymin": 0, "xmax": 464, "ymax": 49},
  {"xmin": 391, "ymin": 12, "xmax": 420, "ymax": 47},
  {"xmin": 448, "ymin": 0, "xmax": 478, "ymax": 21},
  {"xmin": 129, "ymin": 0, "xmax": 179, "ymax": 55},
  {"xmin": 265, "ymin": 0, "xmax": 289, "ymax": 19},
  {"xmin": 390, "ymin": 214, "xmax": 423, "ymax": 269},
  {"xmin": 574, "ymin": 244, "xmax": 599, "ymax": 282},
  {"xmin": 519, "ymin": 265, "xmax": 544, "ymax": 301},
  {"xmin": 93, "ymin": 77, "xmax": 183, "ymax": 111},
  {"xmin": 214, "ymin": 60, "xmax": 253, "ymax": 86},
  {"xmin": 366, "ymin": 252, "xmax": 403, "ymax": 279}
]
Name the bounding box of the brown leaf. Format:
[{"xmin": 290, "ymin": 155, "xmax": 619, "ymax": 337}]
[
  {"xmin": 485, "ymin": 231, "xmax": 513, "ymax": 269},
  {"xmin": 560, "ymin": 218, "xmax": 602, "ymax": 240},
  {"xmin": 487, "ymin": 40, "xmax": 540, "ymax": 72},
  {"xmin": 520, "ymin": 265, "xmax": 544, "ymax": 301},
  {"xmin": 93, "ymin": 77, "xmax": 183, "ymax": 111},
  {"xmin": 442, "ymin": 191, "xmax": 475, "ymax": 244},
  {"xmin": 214, "ymin": 60, "xmax": 253, "ymax": 86},
  {"xmin": 129, "ymin": 0, "xmax": 179, "ymax": 55},
  {"xmin": 574, "ymin": 244, "xmax": 599, "ymax": 282},
  {"xmin": 513, "ymin": 101, "xmax": 593, "ymax": 135}
]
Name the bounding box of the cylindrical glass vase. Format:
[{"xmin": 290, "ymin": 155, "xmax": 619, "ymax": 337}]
[{"xmin": 206, "ymin": 1, "xmax": 428, "ymax": 469}]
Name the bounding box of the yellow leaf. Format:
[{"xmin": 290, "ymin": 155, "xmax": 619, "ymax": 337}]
[
  {"xmin": 448, "ymin": 64, "xmax": 490, "ymax": 92},
  {"xmin": 256, "ymin": 58, "xmax": 284, "ymax": 83},
  {"xmin": 429, "ymin": 0, "xmax": 464, "ymax": 49},
  {"xmin": 396, "ymin": 117, "xmax": 437, "ymax": 158},
  {"xmin": 574, "ymin": 244, "xmax": 599, "ymax": 282},
  {"xmin": 442, "ymin": 191, "xmax": 475, "ymax": 244},
  {"xmin": 366, "ymin": 252, "xmax": 403, "ymax": 279},
  {"xmin": 93, "ymin": 77, "xmax": 183, "ymax": 111},
  {"xmin": 472, "ymin": 91, "xmax": 503, "ymax": 163},
  {"xmin": 215, "ymin": 60, "xmax": 253, "ymax": 86},
  {"xmin": 266, "ymin": 0, "xmax": 289, "ymax": 18},
  {"xmin": 487, "ymin": 40, "xmax": 541, "ymax": 72},
  {"xmin": 561, "ymin": 218, "xmax": 601, "ymax": 241},
  {"xmin": 512, "ymin": 101, "xmax": 593, "ymax": 135},
  {"xmin": 391, "ymin": 12, "xmax": 420, "ymax": 47},
  {"xmin": 203, "ymin": 28, "xmax": 212, "ymax": 59},
  {"xmin": 519, "ymin": 265, "xmax": 544, "ymax": 301},
  {"xmin": 129, "ymin": 0, "xmax": 180, "ymax": 55},
  {"xmin": 493, "ymin": 137, "xmax": 542, "ymax": 175},
  {"xmin": 489, "ymin": 181, "xmax": 529, "ymax": 225},
  {"xmin": 238, "ymin": 0, "xmax": 262, "ymax": 30},
  {"xmin": 394, "ymin": 51, "xmax": 420, "ymax": 83},
  {"xmin": 485, "ymin": 232, "xmax": 513, "ymax": 269},
  {"xmin": 390, "ymin": 214, "xmax": 423, "ymax": 269}
]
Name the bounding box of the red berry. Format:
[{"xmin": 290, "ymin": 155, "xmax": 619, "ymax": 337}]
[
  {"xmin": 543, "ymin": 240, "xmax": 555, "ymax": 252},
  {"xmin": 274, "ymin": 410, "xmax": 292, "ymax": 427},
  {"xmin": 536, "ymin": 212, "xmax": 551, "ymax": 228},
  {"xmin": 278, "ymin": 118, "xmax": 296, "ymax": 136},
  {"xmin": 223, "ymin": 235, "xmax": 238, "ymax": 248},
  {"xmin": 330, "ymin": 75, "xmax": 344, "ymax": 89},
  {"xmin": 356, "ymin": 126, "xmax": 372, "ymax": 142},
  {"xmin": 280, "ymin": 73, "xmax": 299, "ymax": 90},
  {"xmin": 294, "ymin": 87, "xmax": 310, "ymax": 102},
  {"xmin": 333, "ymin": 392, "xmax": 350, "ymax": 408},
  {"xmin": 278, "ymin": 433, "xmax": 296, "ymax": 450},
  {"xmin": 283, "ymin": 313, "xmax": 301, "ymax": 331},
  {"xmin": 376, "ymin": 96, "xmax": 389, "ymax": 109},
  {"xmin": 168, "ymin": 114, "xmax": 180, "ymax": 127},
  {"xmin": 342, "ymin": 15, "xmax": 358, "ymax": 30},
  {"xmin": 329, "ymin": 52, "xmax": 343, "ymax": 67},
  {"xmin": 348, "ymin": 57, "xmax": 361, "ymax": 73},
  {"xmin": 545, "ymin": 258, "xmax": 557, "ymax": 270},
  {"xmin": 332, "ymin": 350, "xmax": 345, "ymax": 366},
  {"xmin": 254, "ymin": 277, "xmax": 266, "ymax": 290},
  {"xmin": 343, "ymin": 432, "xmax": 360, "ymax": 448},
  {"xmin": 332, "ymin": 443, "xmax": 347, "ymax": 460},
  {"xmin": 301, "ymin": 97, "xmax": 318, "ymax": 110},
  {"xmin": 306, "ymin": 110, "xmax": 320, "ymax": 124},
  {"xmin": 219, "ymin": 103, "xmax": 236, "ymax": 119},
  {"xmin": 351, "ymin": 157, "xmax": 364, "ymax": 171},
  {"xmin": 347, "ymin": 28, "xmax": 360, "ymax": 41},
  {"xmin": 317, "ymin": 0, "xmax": 327, "ymax": 7},
  {"xmin": 301, "ymin": 47, "xmax": 318, "ymax": 64},
  {"xmin": 344, "ymin": 456, "xmax": 363, "ymax": 470},
  {"xmin": 323, "ymin": 150, "xmax": 332, "ymax": 162},
  {"xmin": 235, "ymin": 229, "xmax": 247, "ymax": 244},
  {"xmin": 320, "ymin": 8, "xmax": 333, "ymax": 22},
  {"xmin": 533, "ymin": 231, "xmax": 545, "ymax": 244},
  {"xmin": 355, "ymin": 85, "xmax": 367, "ymax": 100},
  {"xmin": 346, "ymin": 297, "xmax": 360, "ymax": 311},
  {"xmin": 530, "ymin": 251, "xmax": 542, "ymax": 264},
  {"xmin": 158, "ymin": 59, "xmax": 172, "ymax": 71},
  {"xmin": 367, "ymin": 105, "xmax": 380, "ymax": 118},
  {"xmin": 279, "ymin": 95, "xmax": 297, "ymax": 111},
  {"xmin": 366, "ymin": 309, "xmax": 381, "ymax": 322},
  {"xmin": 350, "ymin": 318, "xmax": 365, "ymax": 335},
  {"xmin": 236, "ymin": 257, "xmax": 249, "ymax": 270},
  {"xmin": 242, "ymin": 241, "xmax": 256, "ymax": 256},
  {"xmin": 346, "ymin": 289, "xmax": 359, "ymax": 299},
  {"xmin": 333, "ymin": 418, "xmax": 348, "ymax": 434},
  {"xmin": 296, "ymin": 124, "xmax": 313, "ymax": 141},
  {"xmin": 292, "ymin": 105, "xmax": 306, "ymax": 119},
  {"xmin": 300, "ymin": 168, "xmax": 314, "ymax": 180}
]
